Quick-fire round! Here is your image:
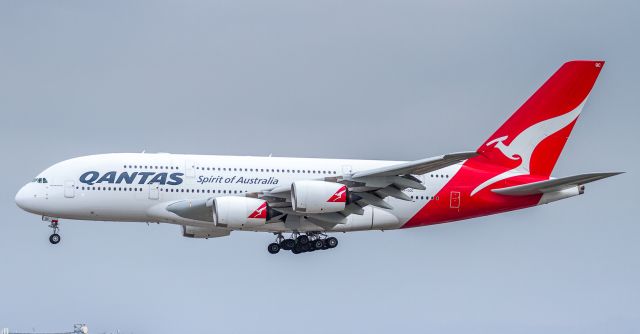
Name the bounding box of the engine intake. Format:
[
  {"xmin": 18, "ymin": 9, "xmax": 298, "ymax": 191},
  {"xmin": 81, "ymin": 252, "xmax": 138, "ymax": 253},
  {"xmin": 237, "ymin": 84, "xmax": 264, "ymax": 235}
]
[{"xmin": 291, "ymin": 180, "xmax": 350, "ymax": 213}]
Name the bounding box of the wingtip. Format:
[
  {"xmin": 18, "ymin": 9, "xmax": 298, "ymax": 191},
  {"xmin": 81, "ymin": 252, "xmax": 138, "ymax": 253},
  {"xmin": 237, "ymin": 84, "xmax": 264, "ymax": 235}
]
[
  {"xmin": 600, "ymin": 171, "xmax": 625, "ymax": 176},
  {"xmin": 588, "ymin": 172, "xmax": 624, "ymax": 181}
]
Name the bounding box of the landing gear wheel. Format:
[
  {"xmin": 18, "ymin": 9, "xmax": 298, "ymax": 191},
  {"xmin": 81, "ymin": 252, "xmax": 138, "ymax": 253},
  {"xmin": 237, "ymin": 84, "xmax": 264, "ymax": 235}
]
[
  {"xmin": 313, "ymin": 239, "xmax": 324, "ymax": 249},
  {"xmin": 47, "ymin": 219, "xmax": 61, "ymax": 245},
  {"xmin": 292, "ymin": 244, "xmax": 302, "ymax": 254},
  {"xmin": 297, "ymin": 235, "xmax": 309, "ymax": 245},
  {"xmin": 49, "ymin": 233, "xmax": 61, "ymax": 245},
  {"xmin": 267, "ymin": 243, "xmax": 280, "ymax": 254},
  {"xmin": 282, "ymin": 239, "xmax": 296, "ymax": 250},
  {"xmin": 326, "ymin": 237, "xmax": 338, "ymax": 248},
  {"xmin": 301, "ymin": 243, "xmax": 311, "ymax": 252}
]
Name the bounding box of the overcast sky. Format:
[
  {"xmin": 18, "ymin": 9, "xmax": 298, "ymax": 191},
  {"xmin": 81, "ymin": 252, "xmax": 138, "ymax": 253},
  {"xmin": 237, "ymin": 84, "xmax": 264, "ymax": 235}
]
[{"xmin": 1, "ymin": 0, "xmax": 638, "ymax": 333}]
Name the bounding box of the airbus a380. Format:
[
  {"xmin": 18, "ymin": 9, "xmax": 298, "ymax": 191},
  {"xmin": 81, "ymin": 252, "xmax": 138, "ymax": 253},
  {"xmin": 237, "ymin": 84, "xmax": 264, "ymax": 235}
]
[{"xmin": 15, "ymin": 60, "xmax": 621, "ymax": 254}]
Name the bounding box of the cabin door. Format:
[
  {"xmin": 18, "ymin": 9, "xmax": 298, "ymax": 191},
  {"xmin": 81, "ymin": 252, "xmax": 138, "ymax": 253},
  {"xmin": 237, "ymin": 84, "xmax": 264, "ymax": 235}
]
[
  {"xmin": 450, "ymin": 191, "xmax": 460, "ymax": 209},
  {"xmin": 149, "ymin": 184, "xmax": 160, "ymax": 200},
  {"xmin": 64, "ymin": 180, "xmax": 75, "ymax": 198}
]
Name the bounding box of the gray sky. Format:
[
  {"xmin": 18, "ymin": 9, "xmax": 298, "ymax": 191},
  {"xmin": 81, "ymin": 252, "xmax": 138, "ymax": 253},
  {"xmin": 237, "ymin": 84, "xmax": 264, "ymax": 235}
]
[{"xmin": 1, "ymin": 0, "xmax": 638, "ymax": 333}]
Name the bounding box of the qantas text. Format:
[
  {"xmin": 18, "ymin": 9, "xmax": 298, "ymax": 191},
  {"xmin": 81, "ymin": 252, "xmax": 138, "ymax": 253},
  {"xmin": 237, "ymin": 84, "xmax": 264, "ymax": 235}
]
[{"xmin": 79, "ymin": 171, "xmax": 184, "ymax": 186}]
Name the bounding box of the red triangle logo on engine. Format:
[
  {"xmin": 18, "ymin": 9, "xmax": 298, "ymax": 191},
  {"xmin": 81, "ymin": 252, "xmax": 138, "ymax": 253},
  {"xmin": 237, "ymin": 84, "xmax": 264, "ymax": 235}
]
[
  {"xmin": 248, "ymin": 202, "xmax": 268, "ymax": 219},
  {"xmin": 327, "ymin": 186, "xmax": 347, "ymax": 203}
]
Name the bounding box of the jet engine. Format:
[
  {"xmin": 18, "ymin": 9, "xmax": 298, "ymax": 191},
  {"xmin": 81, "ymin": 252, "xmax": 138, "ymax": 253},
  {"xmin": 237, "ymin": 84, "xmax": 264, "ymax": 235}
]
[
  {"xmin": 212, "ymin": 196, "xmax": 277, "ymax": 228},
  {"xmin": 291, "ymin": 180, "xmax": 350, "ymax": 213}
]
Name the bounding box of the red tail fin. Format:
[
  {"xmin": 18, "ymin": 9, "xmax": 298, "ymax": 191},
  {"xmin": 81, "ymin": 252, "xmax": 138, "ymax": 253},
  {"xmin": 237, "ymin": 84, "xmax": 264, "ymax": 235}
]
[{"xmin": 477, "ymin": 60, "xmax": 604, "ymax": 177}]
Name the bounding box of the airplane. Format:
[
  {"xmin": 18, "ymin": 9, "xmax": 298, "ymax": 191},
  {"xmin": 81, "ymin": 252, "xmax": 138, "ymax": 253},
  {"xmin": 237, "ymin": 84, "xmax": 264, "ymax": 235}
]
[{"xmin": 15, "ymin": 60, "xmax": 621, "ymax": 254}]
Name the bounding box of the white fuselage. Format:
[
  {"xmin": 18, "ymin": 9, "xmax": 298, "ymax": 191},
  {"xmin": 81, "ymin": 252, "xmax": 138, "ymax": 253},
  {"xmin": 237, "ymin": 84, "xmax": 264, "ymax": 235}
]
[{"xmin": 15, "ymin": 153, "xmax": 459, "ymax": 233}]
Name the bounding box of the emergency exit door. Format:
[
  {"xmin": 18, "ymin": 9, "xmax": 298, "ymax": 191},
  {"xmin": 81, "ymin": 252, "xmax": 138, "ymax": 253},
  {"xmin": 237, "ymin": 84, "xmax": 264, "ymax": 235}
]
[{"xmin": 450, "ymin": 191, "xmax": 460, "ymax": 209}]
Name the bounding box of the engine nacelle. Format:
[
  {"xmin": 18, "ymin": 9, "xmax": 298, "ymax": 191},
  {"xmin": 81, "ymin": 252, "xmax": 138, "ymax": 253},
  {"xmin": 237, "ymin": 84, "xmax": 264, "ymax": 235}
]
[
  {"xmin": 213, "ymin": 196, "xmax": 274, "ymax": 229},
  {"xmin": 291, "ymin": 180, "xmax": 349, "ymax": 213}
]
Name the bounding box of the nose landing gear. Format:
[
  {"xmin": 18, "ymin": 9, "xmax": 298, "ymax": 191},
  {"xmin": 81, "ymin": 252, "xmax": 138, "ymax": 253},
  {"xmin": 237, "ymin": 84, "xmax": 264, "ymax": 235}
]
[
  {"xmin": 268, "ymin": 232, "xmax": 338, "ymax": 255},
  {"xmin": 48, "ymin": 219, "xmax": 61, "ymax": 245}
]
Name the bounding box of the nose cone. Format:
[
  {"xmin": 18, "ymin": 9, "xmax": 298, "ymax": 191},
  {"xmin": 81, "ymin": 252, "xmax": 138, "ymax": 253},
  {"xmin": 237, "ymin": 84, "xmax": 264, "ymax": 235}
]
[{"xmin": 15, "ymin": 184, "xmax": 36, "ymax": 213}]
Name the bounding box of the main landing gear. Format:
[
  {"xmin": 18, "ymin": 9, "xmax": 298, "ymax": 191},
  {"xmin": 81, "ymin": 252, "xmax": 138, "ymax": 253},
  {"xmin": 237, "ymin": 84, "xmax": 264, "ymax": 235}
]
[
  {"xmin": 47, "ymin": 218, "xmax": 61, "ymax": 245},
  {"xmin": 267, "ymin": 232, "xmax": 338, "ymax": 255}
]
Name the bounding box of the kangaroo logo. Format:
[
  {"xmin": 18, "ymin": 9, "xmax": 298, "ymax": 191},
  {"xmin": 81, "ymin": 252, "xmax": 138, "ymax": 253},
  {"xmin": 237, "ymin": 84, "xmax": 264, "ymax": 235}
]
[
  {"xmin": 471, "ymin": 98, "xmax": 588, "ymax": 196},
  {"xmin": 248, "ymin": 202, "xmax": 268, "ymax": 219},
  {"xmin": 327, "ymin": 186, "xmax": 348, "ymax": 203}
]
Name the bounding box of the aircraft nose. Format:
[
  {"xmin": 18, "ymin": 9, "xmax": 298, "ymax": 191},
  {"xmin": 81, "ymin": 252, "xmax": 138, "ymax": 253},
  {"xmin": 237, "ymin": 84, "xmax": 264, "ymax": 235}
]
[{"xmin": 15, "ymin": 185, "xmax": 34, "ymax": 212}]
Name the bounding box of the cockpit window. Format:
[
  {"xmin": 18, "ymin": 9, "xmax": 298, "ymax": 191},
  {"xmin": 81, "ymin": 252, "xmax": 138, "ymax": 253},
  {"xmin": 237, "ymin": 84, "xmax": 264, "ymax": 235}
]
[{"xmin": 32, "ymin": 178, "xmax": 48, "ymax": 183}]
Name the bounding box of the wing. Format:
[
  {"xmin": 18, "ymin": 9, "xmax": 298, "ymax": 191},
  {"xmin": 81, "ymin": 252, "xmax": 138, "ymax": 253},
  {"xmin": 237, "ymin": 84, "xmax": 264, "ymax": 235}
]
[
  {"xmin": 491, "ymin": 172, "xmax": 622, "ymax": 196},
  {"xmin": 147, "ymin": 152, "xmax": 476, "ymax": 229},
  {"xmin": 351, "ymin": 152, "xmax": 477, "ymax": 178},
  {"xmin": 251, "ymin": 151, "xmax": 477, "ymax": 226}
]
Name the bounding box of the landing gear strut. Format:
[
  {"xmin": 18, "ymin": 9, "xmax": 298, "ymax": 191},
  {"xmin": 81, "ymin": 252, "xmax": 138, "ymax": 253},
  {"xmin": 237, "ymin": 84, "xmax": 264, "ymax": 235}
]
[
  {"xmin": 268, "ymin": 232, "xmax": 338, "ymax": 255},
  {"xmin": 48, "ymin": 219, "xmax": 61, "ymax": 245}
]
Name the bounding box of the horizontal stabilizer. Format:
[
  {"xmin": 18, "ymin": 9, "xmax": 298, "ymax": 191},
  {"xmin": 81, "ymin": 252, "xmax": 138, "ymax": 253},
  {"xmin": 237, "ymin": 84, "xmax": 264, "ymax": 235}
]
[{"xmin": 492, "ymin": 172, "xmax": 623, "ymax": 196}]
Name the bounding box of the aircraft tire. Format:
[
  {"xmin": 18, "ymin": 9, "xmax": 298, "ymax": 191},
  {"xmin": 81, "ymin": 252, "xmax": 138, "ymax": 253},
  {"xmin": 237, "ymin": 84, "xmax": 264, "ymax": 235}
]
[
  {"xmin": 301, "ymin": 243, "xmax": 311, "ymax": 252},
  {"xmin": 297, "ymin": 235, "xmax": 309, "ymax": 245},
  {"xmin": 282, "ymin": 239, "xmax": 295, "ymax": 250},
  {"xmin": 267, "ymin": 243, "xmax": 280, "ymax": 254},
  {"xmin": 49, "ymin": 233, "xmax": 61, "ymax": 245},
  {"xmin": 326, "ymin": 237, "xmax": 338, "ymax": 248}
]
